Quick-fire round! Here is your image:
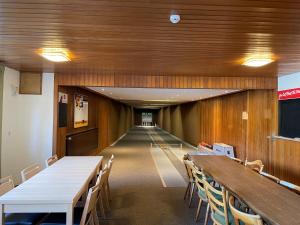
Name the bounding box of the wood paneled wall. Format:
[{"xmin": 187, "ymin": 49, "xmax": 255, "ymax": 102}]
[
  {"xmin": 56, "ymin": 73, "xmax": 277, "ymax": 89},
  {"xmin": 158, "ymin": 90, "xmax": 300, "ymax": 185},
  {"xmin": 55, "ymin": 86, "xmax": 132, "ymax": 157}
]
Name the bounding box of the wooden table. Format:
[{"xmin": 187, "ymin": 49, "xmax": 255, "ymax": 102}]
[
  {"xmin": 0, "ymin": 156, "xmax": 103, "ymax": 225},
  {"xmin": 191, "ymin": 155, "xmax": 300, "ymax": 225}
]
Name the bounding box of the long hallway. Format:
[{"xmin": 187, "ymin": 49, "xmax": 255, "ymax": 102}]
[{"xmin": 100, "ymin": 127, "xmax": 206, "ymax": 225}]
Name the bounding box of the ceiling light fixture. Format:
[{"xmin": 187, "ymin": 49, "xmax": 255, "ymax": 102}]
[
  {"xmin": 39, "ymin": 48, "xmax": 71, "ymax": 62},
  {"xmin": 170, "ymin": 14, "xmax": 180, "ymax": 24},
  {"xmin": 242, "ymin": 55, "xmax": 273, "ymax": 67}
]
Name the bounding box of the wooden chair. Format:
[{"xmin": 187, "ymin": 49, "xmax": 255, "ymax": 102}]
[
  {"xmin": 192, "ymin": 167, "xmax": 210, "ymax": 225},
  {"xmin": 106, "ymin": 155, "xmax": 114, "ymax": 201},
  {"xmin": 279, "ymin": 180, "xmax": 300, "ymax": 195},
  {"xmin": 0, "ymin": 175, "xmax": 46, "ymax": 225},
  {"xmin": 204, "ymin": 179, "xmax": 234, "ymax": 225},
  {"xmin": 21, "ymin": 164, "xmax": 42, "ymax": 182},
  {"xmin": 95, "ymin": 167, "xmax": 111, "ymax": 219},
  {"xmin": 229, "ymin": 157, "xmax": 243, "ymax": 165},
  {"xmin": 245, "ymin": 160, "xmax": 264, "ymax": 173},
  {"xmin": 260, "ymin": 172, "xmax": 280, "ymax": 183},
  {"xmin": 0, "ymin": 176, "xmax": 14, "ymax": 196},
  {"xmin": 45, "ymin": 155, "xmax": 58, "ymax": 167},
  {"xmin": 229, "ymin": 195, "xmax": 263, "ymax": 225},
  {"xmin": 40, "ymin": 183, "xmax": 101, "ymax": 225},
  {"xmin": 183, "ymin": 159, "xmax": 196, "ymax": 207}
]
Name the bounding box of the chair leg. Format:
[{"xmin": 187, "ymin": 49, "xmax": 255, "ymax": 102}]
[
  {"xmin": 188, "ymin": 182, "xmax": 195, "ymax": 207},
  {"xmin": 184, "ymin": 182, "xmax": 190, "ymax": 200},
  {"xmin": 92, "ymin": 208, "xmax": 99, "ymax": 225},
  {"xmin": 104, "ymin": 185, "xmax": 111, "ymax": 211},
  {"xmin": 204, "ymin": 203, "xmax": 210, "ymax": 225},
  {"xmin": 195, "ymin": 198, "xmax": 202, "ymax": 221},
  {"xmin": 107, "ymin": 182, "xmax": 112, "ymax": 201},
  {"xmin": 98, "ymin": 191, "xmax": 106, "ymax": 219}
]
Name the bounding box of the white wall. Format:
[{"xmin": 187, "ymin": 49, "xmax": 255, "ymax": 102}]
[
  {"xmin": 278, "ymin": 72, "xmax": 300, "ymax": 91},
  {"xmin": 1, "ymin": 67, "xmax": 54, "ymax": 184}
]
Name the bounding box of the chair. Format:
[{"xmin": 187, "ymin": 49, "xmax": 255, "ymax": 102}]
[
  {"xmin": 96, "ymin": 167, "xmax": 109, "ymax": 219},
  {"xmin": 40, "ymin": 183, "xmax": 100, "ymax": 225},
  {"xmin": 21, "ymin": 164, "xmax": 41, "ymax": 182},
  {"xmin": 183, "ymin": 159, "xmax": 196, "ymax": 207},
  {"xmin": 0, "ymin": 175, "xmax": 46, "ymax": 225},
  {"xmin": 204, "ymin": 179, "xmax": 235, "ymax": 225},
  {"xmin": 229, "ymin": 195, "xmax": 263, "ymax": 225},
  {"xmin": 245, "ymin": 160, "xmax": 264, "ymax": 173},
  {"xmin": 45, "ymin": 155, "xmax": 58, "ymax": 167},
  {"xmin": 229, "ymin": 157, "xmax": 243, "ymax": 165},
  {"xmin": 279, "ymin": 180, "xmax": 300, "ymax": 195},
  {"xmin": 260, "ymin": 172, "xmax": 280, "ymax": 184},
  {"xmin": 106, "ymin": 155, "xmax": 114, "ymax": 201},
  {"xmin": 0, "ymin": 176, "xmax": 14, "ymax": 196},
  {"xmin": 192, "ymin": 167, "xmax": 210, "ymax": 225}
]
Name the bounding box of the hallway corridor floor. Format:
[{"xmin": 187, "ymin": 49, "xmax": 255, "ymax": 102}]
[{"xmin": 100, "ymin": 127, "xmax": 210, "ymax": 225}]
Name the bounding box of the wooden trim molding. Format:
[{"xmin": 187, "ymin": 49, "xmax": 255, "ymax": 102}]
[{"xmin": 56, "ymin": 73, "xmax": 277, "ymax": 89}]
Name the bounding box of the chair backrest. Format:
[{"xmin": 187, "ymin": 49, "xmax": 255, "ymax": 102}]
[
  {"xmin": 21, "ymin": 164, "xmax": 41, "ymax": 182},
  {"xmin": 80, "ymin": 182, "xmax": 101, "ymax": 225},
  {"xmin": 229, "ymin": 195, "xmax": 263, "ymax": 225},
  {"xmin": 204, "ymin": 179, "xmax": 229, "ymax": 225},
  {"xmin": 260, "ymin": 172, "xmax": 280, "ymax": 184},
  {"xmin": 183, "ymin": 160, "xmax": 194, "ymax": 182},
  {"xmin": 45, "ymin": 155, "xmax": 58, "ymax": 167},
  {"xmin": 110, "ymin": 154, "xmax": 114, "ymax": 162},
  {"xmin": 192, "ymin": 167, "xmax": 207, "ymax": 201},
  {"xmin": 279, "ymin": 180, "xmax": 300, "ymax": 195},
  {"xmin": 0, "ymin": 176, "xmax": 14, "ymax": 196},
  {"xmin": 245, "ymin": 160, "xmax": 264, "ymax": 173}
]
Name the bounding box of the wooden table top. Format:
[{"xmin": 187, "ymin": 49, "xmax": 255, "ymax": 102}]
[{"xmin": 191, "ymin": 155, "xmax": 300, "ymax": 225}]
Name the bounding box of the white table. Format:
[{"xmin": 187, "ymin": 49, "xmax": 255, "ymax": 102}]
[{"xmin": 0, "ymin": 156, "xmax": 103, "ymax": 225}]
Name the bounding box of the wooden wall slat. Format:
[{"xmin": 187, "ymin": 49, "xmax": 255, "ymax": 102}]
[{"xmin": 56, "ymin": 73, "xmax": 277, "ymax": 89}]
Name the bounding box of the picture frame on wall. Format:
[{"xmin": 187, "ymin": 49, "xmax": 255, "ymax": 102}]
[{"xmin": 74, "ymin": 94, "xmax": 88, "ymax": 128}]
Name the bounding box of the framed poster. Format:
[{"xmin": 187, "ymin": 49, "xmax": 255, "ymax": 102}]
[
  {"xmin": 74, "ymin": 94, "xmax": 88, "ymax": 128},
  {"xmin": 58, "ymin": 92, "xmax": 68, "ymax": 127}
]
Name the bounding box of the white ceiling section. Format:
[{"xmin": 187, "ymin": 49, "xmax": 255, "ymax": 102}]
[{"xmin": 87, "ymin": 87, "xmax": 240, "ymax": 108}]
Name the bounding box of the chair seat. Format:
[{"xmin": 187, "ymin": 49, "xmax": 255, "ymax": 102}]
[
  {"xmin": 212, "ymin": 209, "xmax": 236, "ymax": 225},
  {"xmin": 5, "ymin": 213, "xmax": 47, "ymax": 225},
  {"xmin": 40, "ymin": 208, "xmax": 83, "ymax": 225}
]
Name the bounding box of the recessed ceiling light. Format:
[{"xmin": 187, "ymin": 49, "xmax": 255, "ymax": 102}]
[
  {"xmin": 101, "ymin": 88, "xmax": 105, "ymax": 91},
  {"xmin": 39, "ymin": 48, "xmax": 71, "ymax": 62},
  {"xmin": 242, "ymin": 55, "xmax": 273, "ymax": 67}
]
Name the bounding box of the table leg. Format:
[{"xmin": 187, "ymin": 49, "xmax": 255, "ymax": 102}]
[
  {"xmin": 0, "ymin": 204, "xmax": 4, "ymax": 225},
  {"xmin": 66, "ymin": 205, "xmax": 73, "ymax": 225}
]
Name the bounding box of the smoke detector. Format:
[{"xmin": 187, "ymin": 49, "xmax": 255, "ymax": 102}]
[{"xmin": 170, "ymin": 14, "xmax": 180, "ymax": 24}]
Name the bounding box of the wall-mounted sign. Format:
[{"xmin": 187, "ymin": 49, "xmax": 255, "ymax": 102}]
[
  {"xmin": 74, "ymin": 94, "xmax": 88, "ymax": 128},
  {"xmin": 278, "ymin": 88, "xmax": 300, "ymax": 100},
  {"xmin": 58, "ymin": 92, "xmax": 68, "ymax": 127},
  {"xmin": 59, "ymin": 92, "xmax": 68, "ymax": 103}
]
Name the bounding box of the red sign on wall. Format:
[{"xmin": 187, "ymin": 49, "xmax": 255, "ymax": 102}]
[{"xmin": 278, "ymin": 88, "xmax": 300, "ymax": 100}]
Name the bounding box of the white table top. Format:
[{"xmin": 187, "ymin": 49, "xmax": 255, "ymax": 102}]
[{"xmin": 0, "ymin": 156, "xmax": 103, "ymax": 205}]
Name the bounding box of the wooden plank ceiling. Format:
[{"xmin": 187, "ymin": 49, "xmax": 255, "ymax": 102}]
[{"xmin": 1, "ymin": 0, "xmax": 300, "ymax": 77}]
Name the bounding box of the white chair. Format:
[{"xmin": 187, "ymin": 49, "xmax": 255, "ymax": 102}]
[
  {"xmin": 229, "ymin": 195, "xmax": 263, "ymax": 225},
  {"xmin": 106, "ymin": 155, "xmax": 114, "ymax": 201},
  {"xmin": 0, "ymin": 176, "xmax": 14, "ymax": 196},
  {"xmin": 260, "ymin": 171, "xmax": 280, "ymax": 183},
  {"xmin": 0, "ymin": 175, "xmax": 46, "ymax": 224},
  {"xmin": 40, "ymin": 182, "xmax": 101, "ymax": 225},
  {"xmin": 45, "ymin": 155, "xmax": 58, "ymax": 167},
  {"xmin": 279, "ymin": 180, "xmax": 300, "ymax": 195},
  {"xmin": 192, "ymin": 167, "xmax": 210, "ymax": 225},
  {"xmin": 245, "ymin": 159, "xmax": 264, "ymax": 173},
  {"xmin": 183, "ymin": 159, "xmax": 196, "ymax": 207},
  {"xmin": 21, "ymin": 164, "xmax": 41, "ymax": 182}
]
